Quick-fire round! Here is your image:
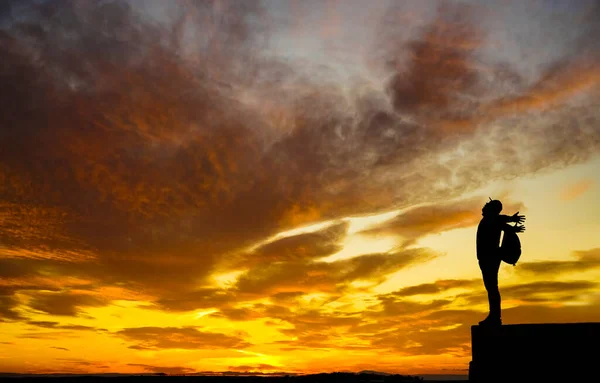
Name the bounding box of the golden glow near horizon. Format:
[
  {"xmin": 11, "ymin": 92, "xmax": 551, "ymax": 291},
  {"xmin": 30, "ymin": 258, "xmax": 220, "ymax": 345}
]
[
  {"xmin": 1, "ymin": 159, "xmax": 598, "ymax": 375},
  {"xmin": 1, "ymin": 0, "xmax": 599, "ymax": 377}
]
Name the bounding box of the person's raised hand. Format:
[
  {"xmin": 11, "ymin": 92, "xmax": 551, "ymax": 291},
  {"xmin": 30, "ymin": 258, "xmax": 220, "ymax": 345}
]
[
  {"xmin": 512, "ymin": 212, "xmax": 526, "ymax": 224},
  {"xmin": 514, "ymin": 224, "xmax": 526, "ymax": 233}
]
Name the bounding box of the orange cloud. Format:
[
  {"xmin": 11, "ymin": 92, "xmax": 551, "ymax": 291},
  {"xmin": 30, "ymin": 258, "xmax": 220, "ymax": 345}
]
[
  {"xmin": 127, "ymin": 364, "xmax": 196, "ymax": 375},
  {"xmin": 0, "ymin": 291, "xmax": 23, "ymax": 321},
  {"xmin": 36, "ymin": 358, "xmax": 111, "ymax": 373},
  {"xmin": 230, "ymin": 222, "xmax": 349, "ymax": 268},
  {"xmin": 233, "ymin": 247, "xmax": 438, "ymax": 296},
  {"xmin": 0, "ymin": 0, "xmax": 599, "ymax": 375},
  {"xmin": 559, "ymin": 178, "xmax": 594, "ymax": 201},
  {"xmin": 385, "ymin": 279, "xmax": 478, "ymax": 297},
  {"xmin": 519, "ymin": 248, "xmax": 600, "ymax": 275},
  {"xmin": 502, "ymin": 281, "xmax": 596, "ymax": 303},
  {"xmin": 370, "ymin": 323, "xmax": 471, "ymax": 356},
  {"xmin": 153, "ymin": 288, "xmax": 237, "ymax": 312},
  {"xmin": 484, "ymin": 62, "xmax": 600, "ymax": 117},
  {"xmin": 386, "ymin": 3, "xmax": 481, "ymax": 120},
  {"xmin": 457, "ymin": 280, "xmax": 596, "ymax": 306},
  {"xmin": 50, "ymin": 346, "xmax": 70, "ymax": 351},
  {"xmin": 27, "ymin": 291, "xmax": 109, "ymax": 317},
  {"xmin": 115, "ymin": 326, "xmax": 251, "ymax": 350},
  {"xmin": 0, "ymin": 1, "xmax": 595, "ymax": 329},
  {"xmin": 227, "ymin": 364, "xmax": 280, "ymax": 372},
  {"xmin": 26, "ymin": 321, "xmax": 101, "ymax": 331},
  {"xmin": 501, "ymin": 302, "xmax": 600, "ymax": 324},
  {"xmin": 362, "ymin": 196, "xmax": 525, "ymax": 244}
]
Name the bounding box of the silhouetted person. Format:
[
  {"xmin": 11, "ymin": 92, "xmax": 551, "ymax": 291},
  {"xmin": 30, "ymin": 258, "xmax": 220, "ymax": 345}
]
[{"xmin": 476, "ymin": 199, "xmax": 525, "ymax": 326}]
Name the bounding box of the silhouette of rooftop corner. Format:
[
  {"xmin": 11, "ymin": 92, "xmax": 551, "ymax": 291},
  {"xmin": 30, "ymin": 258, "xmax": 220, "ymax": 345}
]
[{"xmin": 468, "ymin": 322, "xmax": 600, "ymax": 382}]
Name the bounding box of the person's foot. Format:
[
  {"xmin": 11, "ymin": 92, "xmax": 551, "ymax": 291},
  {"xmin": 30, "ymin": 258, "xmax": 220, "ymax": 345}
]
[{"xmin": 479, "ymin": 316, "xmax": 502, "ymax": 326}]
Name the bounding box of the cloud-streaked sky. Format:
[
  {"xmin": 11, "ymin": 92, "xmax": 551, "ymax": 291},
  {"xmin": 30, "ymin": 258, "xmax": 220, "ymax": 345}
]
[{"xmin": 1, "ymin": 0, "xmax": 599, "ymax": 376}]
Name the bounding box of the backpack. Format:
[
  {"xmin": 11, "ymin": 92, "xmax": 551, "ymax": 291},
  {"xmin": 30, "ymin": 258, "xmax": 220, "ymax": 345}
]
[{"xmin": 500, "ymin": 225, "xmax": 521, "ymax": 265}]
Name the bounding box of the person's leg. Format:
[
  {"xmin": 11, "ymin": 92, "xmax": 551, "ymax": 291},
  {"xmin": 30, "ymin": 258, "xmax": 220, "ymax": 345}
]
[
  {"xmin": 484, "ymin": 259, "xmax": 501, "ymax": 319},
  {"xmin": 479, "ymin": 259, "xmax": 502, "ymax": 324}
]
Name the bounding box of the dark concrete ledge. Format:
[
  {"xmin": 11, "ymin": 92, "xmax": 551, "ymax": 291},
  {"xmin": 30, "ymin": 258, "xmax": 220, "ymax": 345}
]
[{"xmin": 469, "ymin": 322, "xmax": 600, "ymax": 382}]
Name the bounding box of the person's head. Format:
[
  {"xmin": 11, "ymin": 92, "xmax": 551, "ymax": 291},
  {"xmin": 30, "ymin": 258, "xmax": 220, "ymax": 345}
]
[{"xmin": 482, "ymin": 198, "xmax": 502, "ymax": 216}]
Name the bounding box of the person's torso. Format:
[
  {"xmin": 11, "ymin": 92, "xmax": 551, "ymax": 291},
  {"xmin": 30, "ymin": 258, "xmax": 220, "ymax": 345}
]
[{"xmin": 476, "ymin": 216, "xmax": 502, "ymax": 259}]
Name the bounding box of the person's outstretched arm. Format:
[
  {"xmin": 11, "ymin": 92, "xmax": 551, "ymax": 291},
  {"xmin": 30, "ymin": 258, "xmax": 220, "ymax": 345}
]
[
  {"xmin": 503, "ymin": 222, "xmax": 526, "ymax": 233},
  {"xmin": 499, "ymin": 212, "xmax": 526, "ymax": 224}
]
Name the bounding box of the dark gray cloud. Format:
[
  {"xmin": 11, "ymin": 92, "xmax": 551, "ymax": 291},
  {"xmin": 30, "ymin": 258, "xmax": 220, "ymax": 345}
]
[
  {"xmin": 27, "ymin": 291, "xmax": 109, "ymax": 317},
  {"xmin": 0, "ymin": 290, "xmax": 24, "ymax": 320},
  {"xmin": 0, "ymin": 257, "xmax": 45, "ymax": 279},
  {"xmin": 385, "ymin": 2, "xmax": 482, "ymax": 120}
]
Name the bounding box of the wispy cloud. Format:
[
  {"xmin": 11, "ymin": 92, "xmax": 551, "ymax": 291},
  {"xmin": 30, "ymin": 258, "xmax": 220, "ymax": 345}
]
[
  {"xmin": 127, "ymin": 363, "xmax": 196, "ymax": 375},
  {"xmin": 0, "ymin": 0, "xmax": 598, "ymax": 375},
  {"xmin": 115, "ymin": 326, "xmax": 252, "ymax": 350},
  {"xmin": 559, "ymin": 179, "xmax": 595, "ymax": 201},
  {"xmin": 519, "ymin": 248, "xmax": 600, "ymax": 275}
]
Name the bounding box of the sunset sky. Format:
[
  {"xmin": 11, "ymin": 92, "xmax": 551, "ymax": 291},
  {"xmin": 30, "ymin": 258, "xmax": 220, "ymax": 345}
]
[{"xmin": 1, "ymin": 0, "xmax": 599, "ymax": 376}]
